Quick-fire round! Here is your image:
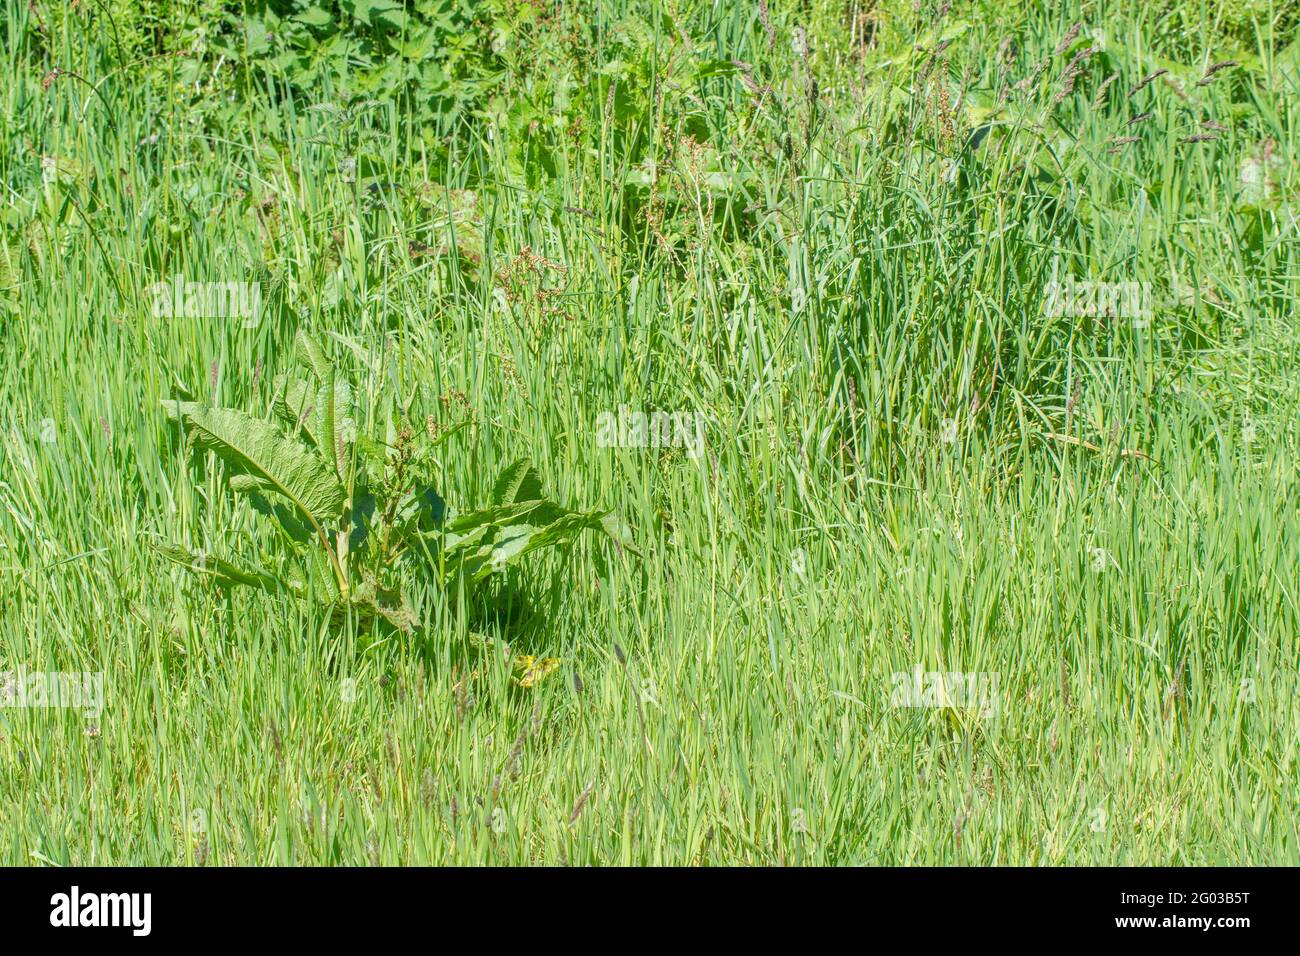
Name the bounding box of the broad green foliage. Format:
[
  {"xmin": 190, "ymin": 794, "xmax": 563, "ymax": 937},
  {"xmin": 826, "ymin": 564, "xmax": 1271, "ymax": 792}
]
[
  {"xmin": 164, "ymin": 402, "xmax": 348, "ymax": 529},
  {"xmin": 206, "ymin": 0, "xmax": 509, "ymax": 130},
  {"xmin": 158, "ymin": 331, "xmax": 620, "ymax": 635}
]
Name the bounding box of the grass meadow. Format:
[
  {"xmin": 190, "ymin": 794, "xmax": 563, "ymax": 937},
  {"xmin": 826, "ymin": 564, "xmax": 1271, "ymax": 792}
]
[{"xmin": 0, "ymin": 0, "xmax": 1297, "ymax": 865}]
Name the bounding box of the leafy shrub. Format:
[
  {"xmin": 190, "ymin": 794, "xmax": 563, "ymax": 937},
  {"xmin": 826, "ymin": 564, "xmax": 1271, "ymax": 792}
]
[
  {"xmin": 204, "ymin": 0, "xmax": 513, "ymax": 132},
  {"xmin": 158, "ymin": 331, "xmax": 623, "ymax": 635}
]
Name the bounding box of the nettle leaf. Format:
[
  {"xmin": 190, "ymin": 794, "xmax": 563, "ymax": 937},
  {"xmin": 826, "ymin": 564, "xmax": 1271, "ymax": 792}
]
[
  {"xmin": 163, "ymin": 403, "xmax": 345, "ymax": 531},
  {"xmin": 241, "ymin": 16, "xmax": 273, "ymax": 57},
  {"xmin": 293, "ymin": 5, "xmax": 335, "ymax": 29},
  {"xmin": 345, "ymin": 0, "xmax": 404, "ymax": 29},
  {"xmin": 151, "ymin": 542, "xmax": 293, "ymax": 595}
]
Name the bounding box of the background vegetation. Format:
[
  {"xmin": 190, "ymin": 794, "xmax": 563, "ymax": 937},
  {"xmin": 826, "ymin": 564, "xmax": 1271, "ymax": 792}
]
[{"xmin": 0, "ymin": 0, "xmax": 1296, "ymax": 864}]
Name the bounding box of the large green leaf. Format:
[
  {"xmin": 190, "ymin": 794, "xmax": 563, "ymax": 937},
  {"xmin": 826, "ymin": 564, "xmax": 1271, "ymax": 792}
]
[
  {"xmin": 317, "ymin": 367, "xmax": 352, "ymax": 477},
  {"xmin": 440, "ymin": 509, "xmax": 610, "ymax": 585},
  {"xmin": 490, "ymin": 458, "xmax": 543, "ymax": 506},
  {"xmin": 163, "ymin": 403, "xmax": 345, "ymax": 530},
  {"xmin": 229, "ymin": 475, "xmax": 315, "ymax": 544},
  {"xmin": 274, "ymin": 375, "xmax": 354, "ymax": 472},
  {"xmin": 151, "ymin": 542, "xmax": 295, "ymax": 595},
  {"xmin": 285, "ymin": 332, "xmax": 354, "ymax": 477},
  {"xmin": 445, "ymin": 499, "xmax": 556, "ymax": 534},
  {"xmin": 296, "ymin": 329, "xmax": 332, "ymax": 382}
]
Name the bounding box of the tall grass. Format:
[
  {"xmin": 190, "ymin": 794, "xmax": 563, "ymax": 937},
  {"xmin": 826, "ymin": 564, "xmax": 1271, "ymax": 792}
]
[{"xmin": 0, "ymin": 0, "xmax": 1296, "ymax": 864}]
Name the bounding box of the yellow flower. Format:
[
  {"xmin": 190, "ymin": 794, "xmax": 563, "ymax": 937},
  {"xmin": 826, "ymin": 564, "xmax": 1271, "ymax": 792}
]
[{"xmin": 513, "ymin": 655, "xmax": 560, "ymax": 688}]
